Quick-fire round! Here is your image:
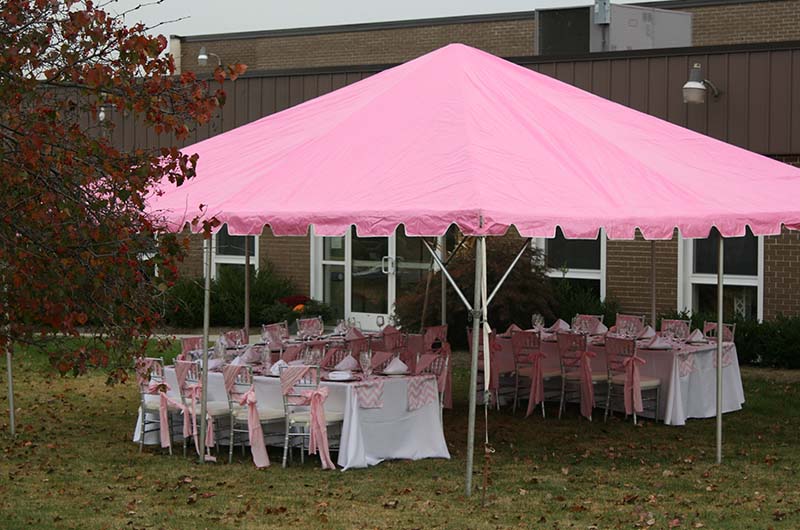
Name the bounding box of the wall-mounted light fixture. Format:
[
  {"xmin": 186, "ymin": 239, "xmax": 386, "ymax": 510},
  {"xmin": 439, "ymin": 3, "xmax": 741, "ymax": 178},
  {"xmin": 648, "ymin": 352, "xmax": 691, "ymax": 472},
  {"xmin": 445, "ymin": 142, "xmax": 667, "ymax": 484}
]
[
  {"xmin": 682, "ymin": 62, "xmax": 721, "ymax": 104},
  {"xmin": 197, "ymin": 46, "xmax": 221, "ymax": 67}
]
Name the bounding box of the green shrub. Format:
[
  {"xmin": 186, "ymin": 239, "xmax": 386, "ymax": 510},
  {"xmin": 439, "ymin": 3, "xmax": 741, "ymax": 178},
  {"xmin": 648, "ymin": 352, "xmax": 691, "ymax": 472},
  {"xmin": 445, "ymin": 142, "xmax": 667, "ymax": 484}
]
[
  {"xmin": 394, "ymin": 236, "xmax": 557, "ymax": 348},
  {"xmin": 550, "ymin": 277, "xmax": 620, "ymax": 327},
  {"xmin": 161, "ymin": 264, "xmax": 293, "ymax": 328},
  {"xmin": 658, "ymin": 309, "xmax": 800, "ymax": 369}
]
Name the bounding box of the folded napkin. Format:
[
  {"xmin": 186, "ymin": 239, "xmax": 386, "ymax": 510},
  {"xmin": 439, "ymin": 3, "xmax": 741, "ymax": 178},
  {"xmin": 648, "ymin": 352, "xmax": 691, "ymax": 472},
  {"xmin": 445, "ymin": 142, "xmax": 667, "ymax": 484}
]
[
  {"xmin": 231, "ymin": 355, "xmax": 244, "ymax": 366},
  {"xmin": 592, "ymin": 322, "xmax": 609, "ymax": 335},
  {"xmin": 327, "ymin": 370, "xmax": 352, "ymax": 381},
  {"xmin": 505, "ymin": 323, "xmax": 523, "ymax": 336},
  {"xmin": 205, "ymin": 358, "xmax": 224, "ymax": 371},
  {"xmin": 238, "ymin": 345, "xmax": 263, "ymax": 364},
  {"xmin": 345, "ymin": 327, "xmax": 365, "ymax": 340},
  {"xmin": 637, "ymin": 325, "xmax": 656, "ymax": 339},
  {"xmin": 383, "ymin": 357, "xmax": 408, "ymax": 375},
  {"xmin": 546, "ymin": 319, "xmax": 570, "ymax": 332},
  {"xmin": 270, "ymin": 359, "xmax": 288, "ymax": 376},
  {"xmin": 645, "ymin": 335, "xmax": 672, "ymax": 350},
  {"xmin": 687, "ymin": 329, "xmax": 707, "ymax": 343},
  {"xmin": 334, "ymin": 355, "xmax": 359, "ymax": 371}
]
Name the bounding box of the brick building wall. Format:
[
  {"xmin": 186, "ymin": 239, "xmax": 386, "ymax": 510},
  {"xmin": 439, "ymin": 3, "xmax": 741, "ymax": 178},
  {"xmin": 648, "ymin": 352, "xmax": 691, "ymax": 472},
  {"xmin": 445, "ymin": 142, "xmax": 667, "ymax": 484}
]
[
  {"xmin": 605, "ymin": 231, "xmax": 680, "ymax": 319},
  {"xmin": 179, "ymin": 15, "xmax": 536, "ymax": 74},
  {"xmin": 681, "ymin": 0, "xmax": 800, "ymax": 46},
  {"xmin": 763, "ymin": 155, "xmax": 800, "ymax": 319}
]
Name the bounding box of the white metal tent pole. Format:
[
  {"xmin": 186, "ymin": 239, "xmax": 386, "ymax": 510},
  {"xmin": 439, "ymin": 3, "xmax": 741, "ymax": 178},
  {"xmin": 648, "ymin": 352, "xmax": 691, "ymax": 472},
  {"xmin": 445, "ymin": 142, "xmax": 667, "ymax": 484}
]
[
  {"xmin": 439, "ymin": 236, "xmax": 447, "ymax": 326},
  {"xmin": 199, "ymin": 238, "xmax": 212, "ymax": 462},
  {"xmin": 465, "ymin": 237, "xmax": 483, "ymax": 497},
  {"xmin": 651, "ymin": 241, "xmax": 657, "ymax": 326},
  {"xmin": 244, "ymin": 236, "xmax": 250, "ymax": 336},
  {"xmin": 6, "ymin": 343, "xmax": 14, "ymax": 436},
  {"xmin": 716, "ymin": 236, "xmax": 724, "ymax": 464}
]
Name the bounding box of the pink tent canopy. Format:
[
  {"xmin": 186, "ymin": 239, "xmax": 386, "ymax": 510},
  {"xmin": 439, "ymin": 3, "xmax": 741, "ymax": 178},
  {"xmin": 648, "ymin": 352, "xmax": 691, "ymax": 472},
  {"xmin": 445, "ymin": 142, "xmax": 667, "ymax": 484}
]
[{"xmin": 149, "ymin": 43, "xmax": 800, "ymax": 240}]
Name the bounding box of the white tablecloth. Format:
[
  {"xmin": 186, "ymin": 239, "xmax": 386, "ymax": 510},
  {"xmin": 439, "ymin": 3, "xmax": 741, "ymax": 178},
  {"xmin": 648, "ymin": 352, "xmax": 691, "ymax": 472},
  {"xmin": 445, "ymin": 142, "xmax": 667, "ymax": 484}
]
[
  {"xmin": 496, "ymin": 336, "xmax": 745, "ymax": 425},
  {"xmin": 134, "ymin": 369, "xmax": 450, "ymax": 469}
]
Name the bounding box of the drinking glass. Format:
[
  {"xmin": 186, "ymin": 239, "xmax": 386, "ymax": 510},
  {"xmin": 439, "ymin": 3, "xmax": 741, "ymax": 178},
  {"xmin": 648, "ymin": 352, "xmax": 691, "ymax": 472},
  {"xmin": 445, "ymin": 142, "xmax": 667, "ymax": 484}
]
[
  {"xmin": 531, "ymin": 313, "xmax": 545, "ymax": 331},
  {"xmin": 359, "ymin": 350, "xmax": 372, "ymax": 379},
  {"xmin": 376, "ymin": 315, "xmax": 385, "ymax": 328}
]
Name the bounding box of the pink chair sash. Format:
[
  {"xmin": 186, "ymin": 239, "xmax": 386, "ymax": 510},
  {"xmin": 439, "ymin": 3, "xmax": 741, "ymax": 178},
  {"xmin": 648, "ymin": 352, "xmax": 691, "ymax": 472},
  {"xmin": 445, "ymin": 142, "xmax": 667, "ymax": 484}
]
[
  {"xmin": 146, "ymin": 380, "xmax": 184, "ymax": 449},
  {"xmin": 623, "ymin": 354, "xmax": 646, "ymax": 415},
  {"xmin": 525, "ymin": 351, "xmax": 547, "ymax": 417},
  {"xmin": 280, "ymin": 365, "xmax": 312, "ymax": 396},
  {"xmin": 174, "ymin": 362, "xmax": 191, "ymax": 390},
  {"xmin": 319, "ymin": 347, "xmax": 342, "ymax": 369},
  {"xmin": 184, "ymin": 383, "xmax": 216, "ymax": 461},
  {"xmin": 222, "ymin": 364, "xmax": 244, "ymax": 393},
  {"xmin": 299, "ymin": 387, "xmax": 335, "ymax": 470},
  {"xmin": 238, "ymin": 386, "xmax": 270, "ymax": 468},
  {"xmin": 579, "ymin": 350, "xmax": 597, "ymax": 420}
]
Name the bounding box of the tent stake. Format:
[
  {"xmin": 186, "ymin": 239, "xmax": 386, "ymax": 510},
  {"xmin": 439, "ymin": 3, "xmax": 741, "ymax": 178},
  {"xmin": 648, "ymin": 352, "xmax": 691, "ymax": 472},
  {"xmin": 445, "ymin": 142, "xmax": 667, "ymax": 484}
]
[
  {"xmin": 199, "ymin": 238, "xmax": 212, "ymax": 463},
  {"xmin": 6, "ymin": 343, "xmax": 14, "ymax": 437},
  {"xmin": 716, "ymin": 236, "xmax": 724, "ymax": 464}
]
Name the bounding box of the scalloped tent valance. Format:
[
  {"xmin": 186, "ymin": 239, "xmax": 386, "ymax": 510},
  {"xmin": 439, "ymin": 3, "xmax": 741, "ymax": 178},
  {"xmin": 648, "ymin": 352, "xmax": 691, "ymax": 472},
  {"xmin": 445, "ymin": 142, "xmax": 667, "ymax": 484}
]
[{"xmin": 147, "ymin": 43, "xmax": 800, "ymax": 240}]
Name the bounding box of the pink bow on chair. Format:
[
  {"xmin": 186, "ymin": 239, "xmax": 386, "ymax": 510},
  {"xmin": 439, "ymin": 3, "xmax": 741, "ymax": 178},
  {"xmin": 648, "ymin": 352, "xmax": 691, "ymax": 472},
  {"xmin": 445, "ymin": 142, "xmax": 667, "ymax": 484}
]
[
  {"xmin": 299, "ymin": 387, "xmax": 335, "ymax": 470},
  {"xmin": 184, "ymin": 383, "xmax": 216, "ymax": 461},
  {"xmin": 579, "ymin": 350, "xmax": 597, "ymax": 420},
  {"xmin": 146, "ymin": 380, "xmax": 184, "ymax": 449},
  {"xmin": 525, "ymin": 351, "xmax": 547, "ymax": 417},
  {"xmin": 623, "ymin": 354, "xmax": 647, "ymax": 415},
  {"xmin": 238, "ymin": 386, "xmax": 270, "ymax": 468}
]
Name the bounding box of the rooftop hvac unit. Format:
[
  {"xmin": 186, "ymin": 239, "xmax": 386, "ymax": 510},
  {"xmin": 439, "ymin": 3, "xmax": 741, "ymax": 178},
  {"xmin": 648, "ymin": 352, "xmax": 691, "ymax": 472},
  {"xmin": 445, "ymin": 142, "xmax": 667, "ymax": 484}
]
[{"xmin": 536, "ymin": 2, "xmax": 692, "ymax": 55}]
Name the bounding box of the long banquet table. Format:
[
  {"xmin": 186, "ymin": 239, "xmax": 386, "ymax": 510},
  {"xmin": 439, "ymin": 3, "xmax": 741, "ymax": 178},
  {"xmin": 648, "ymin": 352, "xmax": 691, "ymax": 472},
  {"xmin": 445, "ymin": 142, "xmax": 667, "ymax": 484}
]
[
  {"xmin": 495, "ymin": 335, "xmax": 745, "ymax": 425},
  {"xmin": 134, "ymin": 368, "xmax": 450, "ymax": 469}
]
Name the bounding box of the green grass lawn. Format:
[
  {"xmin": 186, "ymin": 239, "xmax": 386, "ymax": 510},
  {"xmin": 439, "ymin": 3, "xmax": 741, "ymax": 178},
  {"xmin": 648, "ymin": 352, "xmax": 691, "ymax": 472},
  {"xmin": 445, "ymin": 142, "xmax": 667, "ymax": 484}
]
[{"xmin": 1, "ymin": 342, "xmax": 798, "ymax": 529}]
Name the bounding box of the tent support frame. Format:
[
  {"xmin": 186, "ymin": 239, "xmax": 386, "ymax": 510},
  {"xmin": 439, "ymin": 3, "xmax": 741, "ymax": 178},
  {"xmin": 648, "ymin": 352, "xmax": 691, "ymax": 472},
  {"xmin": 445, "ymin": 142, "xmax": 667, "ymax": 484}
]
[
  {"xmin": 423, "ymin": 235, "xmax": 532, "ymax": 497},
  {"xmin": 199, "ymin": 238, "xmax": 212, "ymax": 462}
]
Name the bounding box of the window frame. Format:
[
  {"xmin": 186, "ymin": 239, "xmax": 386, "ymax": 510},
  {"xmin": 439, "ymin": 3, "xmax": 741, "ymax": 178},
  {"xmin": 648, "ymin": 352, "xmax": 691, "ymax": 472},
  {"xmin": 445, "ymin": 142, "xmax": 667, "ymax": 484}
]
[
  {"xmin": 206, "ymin": 228, "xmax": 259, "ymax": 279},
  {"xmin": 533, "ymin": 229, "xmax": 607, "ymax": 300},
  {"xmin": 677, "ymin": 232, "xmax": 764, "ymax": 321}
]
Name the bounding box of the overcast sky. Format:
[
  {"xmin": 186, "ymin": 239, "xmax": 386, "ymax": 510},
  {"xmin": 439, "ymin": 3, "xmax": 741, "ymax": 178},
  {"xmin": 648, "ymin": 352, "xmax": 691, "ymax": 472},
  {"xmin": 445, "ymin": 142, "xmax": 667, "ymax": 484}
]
[{"xmin": 108, "ymin": 0, "xmax": 663, "ymax": 39}]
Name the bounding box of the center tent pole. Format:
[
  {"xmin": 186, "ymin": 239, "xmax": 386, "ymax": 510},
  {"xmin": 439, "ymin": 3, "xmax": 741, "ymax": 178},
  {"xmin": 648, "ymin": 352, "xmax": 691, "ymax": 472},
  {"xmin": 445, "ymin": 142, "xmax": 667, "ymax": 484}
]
[
  {"xmin": 199, "ymin": 237, "xmax": 212, "ymax": 462},
  {"xmin": 651, "ymin": 241, "xmax": 657, "ymax": 327},
  {"xmin": 716, "ymin": 236, "xmax": 724, "ymax": 464},
  {"xmin": 466, "ymin": 236, "xmax": 484, "ymax": 497},
  {"xmin": 244, "ymin": 236, "xmax": 251, "ymax": 337}
]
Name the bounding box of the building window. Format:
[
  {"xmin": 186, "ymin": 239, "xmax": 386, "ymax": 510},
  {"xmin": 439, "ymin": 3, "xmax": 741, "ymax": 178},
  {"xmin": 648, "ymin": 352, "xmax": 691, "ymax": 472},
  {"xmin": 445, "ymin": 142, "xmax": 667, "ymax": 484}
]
[
  {"xmin": 680, "ymin": 228, "xmax": 762, "ymax": 320},
  {"xmin": 535, "ymin": 227, "xmax": 606, "ymax": 299},
  {"xmin": 209, "ymin": 224, "xmax": 258, "ymax": 279},
  {"xmin": 320, "ymin": 235, "xmax": 346, "ymax": 321}
]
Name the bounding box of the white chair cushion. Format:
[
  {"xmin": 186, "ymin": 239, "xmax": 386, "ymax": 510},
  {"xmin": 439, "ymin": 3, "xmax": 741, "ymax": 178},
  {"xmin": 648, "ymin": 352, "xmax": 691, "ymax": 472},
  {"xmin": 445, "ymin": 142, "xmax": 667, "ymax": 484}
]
[
  {"xmin": 610, "ymin": 374, "xmax": 660, "ymax": 388},
  {"xmin": 232, "ymin": 406, "xmax": 285, "ymax": 422},
  {"xmin": 142, "ymin": 399, "xmax": 181, "ymax": 412},
  {"xmin": 182, "ymin": 400, "xmax": 229, "ymax": 416},
  {"xmin": 288, "ymin": 410, "xmax": 345, "ymax": 425},
  {"xmin": 564, "ymin": 370, "xmax": 607, "ymax": 382}
]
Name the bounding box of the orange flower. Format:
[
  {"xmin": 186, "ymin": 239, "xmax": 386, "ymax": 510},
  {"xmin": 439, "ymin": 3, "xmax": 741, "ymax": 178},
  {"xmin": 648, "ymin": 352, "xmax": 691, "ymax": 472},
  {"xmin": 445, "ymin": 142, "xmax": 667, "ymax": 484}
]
[{"xmin": 293, "ymin": 304, "xmax": 305, "ymax": 312}]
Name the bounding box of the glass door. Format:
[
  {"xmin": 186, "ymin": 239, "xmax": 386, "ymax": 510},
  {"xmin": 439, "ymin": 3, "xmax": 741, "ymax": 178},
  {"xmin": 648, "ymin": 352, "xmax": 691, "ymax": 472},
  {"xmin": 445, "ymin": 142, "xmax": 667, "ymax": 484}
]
[{"xmin": 349, "ymin": 228, "xmax": 391, "ymax": 330}]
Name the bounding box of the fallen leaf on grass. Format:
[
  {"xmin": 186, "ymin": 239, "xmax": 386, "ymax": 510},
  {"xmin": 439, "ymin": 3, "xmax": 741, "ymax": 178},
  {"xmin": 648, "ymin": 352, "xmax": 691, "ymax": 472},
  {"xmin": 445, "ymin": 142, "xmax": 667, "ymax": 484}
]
[
  {"xmin": 187, "ymin": 493, "xmax": 197, "ymax": 504},
  {"xmin": 383, "ymin": 500, "xmax": 399, "ymax": 509}
]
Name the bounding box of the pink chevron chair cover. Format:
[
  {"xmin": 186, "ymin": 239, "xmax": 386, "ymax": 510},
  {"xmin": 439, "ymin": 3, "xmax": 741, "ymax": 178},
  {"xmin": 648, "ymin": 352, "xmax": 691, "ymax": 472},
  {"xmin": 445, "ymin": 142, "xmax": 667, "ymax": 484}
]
[
  {"xmin": 661, "ymin": 319, "xmax": 691, "ymax": 339},
  {"xmin": 175, "ymin": 361, "xmax": 215, "ymax": 460},
  {"xmin": 615, "ymin": 314, "xmax": 646, "ymax": 335},
  {"xmin": 178, "ymin": 336, "xmax": 205, "ymax": 361},
  {"xmin": 297, "ymin": 316, "xmax": 324, "ymax": 339},
  {"xmin": 280, "ymin": 365, "xmax": 334, "ymax": 470}
]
